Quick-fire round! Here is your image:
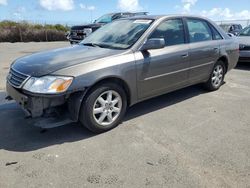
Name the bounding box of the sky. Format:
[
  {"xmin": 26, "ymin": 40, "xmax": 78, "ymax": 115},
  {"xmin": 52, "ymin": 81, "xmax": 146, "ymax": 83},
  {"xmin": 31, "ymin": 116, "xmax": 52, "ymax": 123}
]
[{"xmin": 0, "ymin": 0, "xmax": 250, "ymax": 25}]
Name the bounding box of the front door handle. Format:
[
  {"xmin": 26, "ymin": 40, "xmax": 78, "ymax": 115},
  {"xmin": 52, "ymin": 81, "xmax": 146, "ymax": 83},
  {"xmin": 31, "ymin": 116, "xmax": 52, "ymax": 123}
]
[{"xmin": 181, "ymin": 53, "xmax": 189, "ymax": 58}]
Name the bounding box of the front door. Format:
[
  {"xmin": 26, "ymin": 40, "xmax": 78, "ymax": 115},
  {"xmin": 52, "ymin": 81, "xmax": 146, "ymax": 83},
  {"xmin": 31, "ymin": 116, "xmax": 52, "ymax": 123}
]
[{"xmin": 135, "ymin": 19, "xmax": 190, "ymax": 100}]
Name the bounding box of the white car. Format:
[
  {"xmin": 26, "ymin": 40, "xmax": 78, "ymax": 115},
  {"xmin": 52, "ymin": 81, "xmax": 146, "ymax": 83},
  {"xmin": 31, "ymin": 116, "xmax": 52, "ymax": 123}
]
[{"xmin": 238, "ymin": 26, "xmax": 250, "ymax": 62}]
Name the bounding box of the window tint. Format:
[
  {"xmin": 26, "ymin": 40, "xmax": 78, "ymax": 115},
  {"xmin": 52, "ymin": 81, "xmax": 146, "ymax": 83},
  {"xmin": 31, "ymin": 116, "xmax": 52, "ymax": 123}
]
[
  {"xmin": 187, "ymin": 19, "xmax": 213, "ymax": 43},
  {"xmin": 211, "ymin": 26, "xmax": 223, "ymax": 40},
  {"xmin": 149, "ymin": 19, "xmax": 185, "ymax": 46}
]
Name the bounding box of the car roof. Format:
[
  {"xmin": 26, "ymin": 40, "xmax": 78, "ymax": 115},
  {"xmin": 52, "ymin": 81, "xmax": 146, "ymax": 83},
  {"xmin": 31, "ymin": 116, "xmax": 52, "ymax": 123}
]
[
  {"xmin": 220, "ymin": 23, "xmax": 241, "ymax": 26},
  {"xmin": 108, "ymin": 12, "xmax": 148, "ymax": 15},
  {"xmin": 123, "ymin": 14, "xmax": 213, "ymax": 21},
  {"xmin": 121, "ymin": 14, "xmax": 230, "ymax": 40}
]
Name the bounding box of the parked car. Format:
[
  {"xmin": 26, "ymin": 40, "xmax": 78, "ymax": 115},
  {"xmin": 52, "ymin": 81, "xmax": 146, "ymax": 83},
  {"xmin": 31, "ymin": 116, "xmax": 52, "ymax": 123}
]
[
  {"xmin": 6, "ymin": 15, "xmax": 239, "ymax": 133},
  {"xmin": 219, "ymin": 23, "xmax": 243, "ymax": 36},
  {"xmin": 237, "ymin": 25, "xmax": 250, "ymax": 62},
  {"xmin": 68, "ymin": 12, "xmax": 148, "ymax": 44}
]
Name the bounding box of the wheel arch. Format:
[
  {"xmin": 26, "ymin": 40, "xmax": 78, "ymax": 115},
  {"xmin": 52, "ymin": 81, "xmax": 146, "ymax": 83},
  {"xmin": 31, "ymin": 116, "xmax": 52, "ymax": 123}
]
[
  {"xmin": 217, "ymin": 56, "xmax": 229, "ymax": 73},
  {"xmin": 86, "ymin": 76, "xmax": 131, "ymax": 105},
  {"xmin": 67, "ymin": 76, "xmax": 132, "ymax": 122}
]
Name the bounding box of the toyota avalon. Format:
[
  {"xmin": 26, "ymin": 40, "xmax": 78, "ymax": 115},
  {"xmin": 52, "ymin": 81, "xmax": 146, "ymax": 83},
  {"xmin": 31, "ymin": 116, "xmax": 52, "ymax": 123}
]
[{"xmin": 6, "ymin": 15, "xmax": 239, "ymax": 133}]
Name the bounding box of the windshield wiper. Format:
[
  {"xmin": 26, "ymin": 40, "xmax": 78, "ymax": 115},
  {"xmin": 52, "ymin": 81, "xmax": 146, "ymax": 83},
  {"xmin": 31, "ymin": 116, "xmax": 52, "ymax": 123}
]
[
  {"xmin": 82, "ymin": 43, "xmax": 102, "ymax": 48},
  {"xmin": 83, "ymin": 42, "xmax": 124, "ymax": 50}
]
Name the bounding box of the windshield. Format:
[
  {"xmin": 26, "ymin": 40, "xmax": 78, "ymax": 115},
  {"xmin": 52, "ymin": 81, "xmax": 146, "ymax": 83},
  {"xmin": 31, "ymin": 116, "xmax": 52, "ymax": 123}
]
[
  {"xmin": 95, "ymin": 14, "xmax": 113, "ymax": 24},
  {"xmin": 239, "ymin": 27, "xmax": 250, "ymax": 36},
  {"xmin": 81, "ymin": 19, "xmax": 153, "ymax": 50}
]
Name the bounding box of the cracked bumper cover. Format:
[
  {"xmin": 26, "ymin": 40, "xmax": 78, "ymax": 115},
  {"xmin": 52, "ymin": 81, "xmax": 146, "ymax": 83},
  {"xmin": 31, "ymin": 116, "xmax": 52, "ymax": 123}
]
[{"xmin": 6, "ymin": 82, "xmax": 86, "ymax": 128}]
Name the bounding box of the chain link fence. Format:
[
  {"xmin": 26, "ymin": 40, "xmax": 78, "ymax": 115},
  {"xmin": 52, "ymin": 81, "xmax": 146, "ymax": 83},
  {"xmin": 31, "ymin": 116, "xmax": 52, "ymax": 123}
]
[{"xmin": 215, "ymin": 19, "xmax": 250, "ymax": 28}]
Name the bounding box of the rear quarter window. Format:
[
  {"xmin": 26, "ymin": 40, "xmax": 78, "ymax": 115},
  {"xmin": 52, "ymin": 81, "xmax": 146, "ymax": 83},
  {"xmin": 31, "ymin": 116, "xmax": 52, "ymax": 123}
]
[
  {"xmin": 210, "ymin": 25, "xmax": 223, "ymax": 40},
  {"xmin": 186, "ymin": 19, "xmax": 213, "ymax": 43}
]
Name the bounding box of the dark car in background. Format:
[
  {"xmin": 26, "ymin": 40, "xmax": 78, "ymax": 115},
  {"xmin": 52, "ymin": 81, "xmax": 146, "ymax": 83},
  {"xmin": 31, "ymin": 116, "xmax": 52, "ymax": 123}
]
[
  {"xmin": 68, "ymin": 12, "xmax": 148, "ymax": 44},
  {"xmin": 237, "ymin": 25, "xmax": 250, "ymax": 62},
  {"xmin": 219, "ymin": 23, "xmax": 243, "ymax": 36}
]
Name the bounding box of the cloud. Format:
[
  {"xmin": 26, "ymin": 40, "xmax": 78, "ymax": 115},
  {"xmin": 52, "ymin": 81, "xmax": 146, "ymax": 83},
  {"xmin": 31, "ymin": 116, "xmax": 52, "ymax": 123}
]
[
  {"xmin": 201, "ymin": 8, "xmax": 250, "ymax": 20},
  {"xmin": 79, "ymin": 3, "xmax": 96, "ymax": 11},
  {"xmin": 117, "ymin": 0, "xmax": 142, "ymax": 11},
  {"xmin": 182, "ymin": 0, "xmax": 197, "ymax": 13},
  {"xmin": 39, "ymin": 0, "xmax": 74, "ymax": 11},
  {"xmin": 13, "ymin": 6, "xmax": 26, "ymax": 19},
  {"xmin": 0, "ymin": 0, "xmax": 7, "ymax": 6}
]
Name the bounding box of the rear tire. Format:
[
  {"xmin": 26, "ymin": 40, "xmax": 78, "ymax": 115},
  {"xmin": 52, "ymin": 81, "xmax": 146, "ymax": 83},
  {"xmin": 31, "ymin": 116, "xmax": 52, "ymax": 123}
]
[
  {"xmin": 79, "ymin": 83, "xmax": 127, "ymax": 133},
  {"xmin": 204, "ymin": 60, "xmax": 226, "ymax": 91}
]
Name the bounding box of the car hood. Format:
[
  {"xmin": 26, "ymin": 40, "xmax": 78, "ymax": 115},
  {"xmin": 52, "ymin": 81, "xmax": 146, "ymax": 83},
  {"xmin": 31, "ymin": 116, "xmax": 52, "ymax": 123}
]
[
  {"xmin": 12, "ymin": 45, "xmax": 124, "ymax": 77},
  {"xmin": 237, "ymin": 36, "xmax": 250, "ymax": 45}
]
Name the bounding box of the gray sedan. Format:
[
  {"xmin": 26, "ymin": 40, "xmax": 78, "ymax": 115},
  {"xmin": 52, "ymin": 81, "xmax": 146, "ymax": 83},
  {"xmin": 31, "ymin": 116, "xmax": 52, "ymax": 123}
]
[{"xmin": 6, "ymin": 15, "xmax": 239, "ymax": 133}]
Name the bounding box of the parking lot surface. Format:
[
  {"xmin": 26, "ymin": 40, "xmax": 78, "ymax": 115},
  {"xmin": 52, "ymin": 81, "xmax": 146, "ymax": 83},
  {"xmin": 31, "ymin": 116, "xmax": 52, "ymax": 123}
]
[{"xmin": 0, "ymin": 42, "xmax": 249, "ymax": 188}]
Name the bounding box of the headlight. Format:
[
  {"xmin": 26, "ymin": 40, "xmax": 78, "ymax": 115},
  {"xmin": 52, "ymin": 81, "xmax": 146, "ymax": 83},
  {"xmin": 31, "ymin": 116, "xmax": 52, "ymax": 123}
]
[
  {"xmin": 239, "ymin": 44, "xmax": 245, "ymax": 50},
  {"xmin": 83, "ymin": 28, "xmax": 92, "ymax": 36},
  {"xmin": 23, "ymin": 76, "xmax": 73, "ymax": 94}
]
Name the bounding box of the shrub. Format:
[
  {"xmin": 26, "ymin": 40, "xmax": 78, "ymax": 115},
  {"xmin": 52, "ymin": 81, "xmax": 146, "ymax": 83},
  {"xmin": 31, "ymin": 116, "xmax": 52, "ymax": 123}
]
[{"xmin": 0, "ymin": 20, "xmax": 70, "ymax": 42}]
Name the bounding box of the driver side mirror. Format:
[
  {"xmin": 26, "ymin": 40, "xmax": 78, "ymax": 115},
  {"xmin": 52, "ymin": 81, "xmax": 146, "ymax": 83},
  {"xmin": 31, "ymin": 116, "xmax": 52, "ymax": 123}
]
[{"xmin": 140, "ymin": 38, "xmax": 165, "ymax": 51}]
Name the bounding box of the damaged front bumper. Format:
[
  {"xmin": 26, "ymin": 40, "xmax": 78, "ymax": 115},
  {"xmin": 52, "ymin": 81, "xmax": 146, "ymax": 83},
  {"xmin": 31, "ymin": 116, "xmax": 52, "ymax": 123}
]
[{"xmin": 6, "ymin": 82, "xmax": 85, "ymax": 128}]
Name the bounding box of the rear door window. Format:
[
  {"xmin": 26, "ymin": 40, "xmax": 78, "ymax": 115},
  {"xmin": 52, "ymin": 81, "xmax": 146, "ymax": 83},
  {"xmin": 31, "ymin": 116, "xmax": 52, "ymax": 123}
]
[{"xmin": 186, "ymin": 19, "xmax": 213, "ymax": 43}]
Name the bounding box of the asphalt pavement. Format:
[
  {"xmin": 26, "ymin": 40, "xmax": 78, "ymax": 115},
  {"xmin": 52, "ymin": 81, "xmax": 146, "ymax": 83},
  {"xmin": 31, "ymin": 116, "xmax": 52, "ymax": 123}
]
[{"xmin": 0, "ymin": 42, "xmax": 249, "ymax": 188}]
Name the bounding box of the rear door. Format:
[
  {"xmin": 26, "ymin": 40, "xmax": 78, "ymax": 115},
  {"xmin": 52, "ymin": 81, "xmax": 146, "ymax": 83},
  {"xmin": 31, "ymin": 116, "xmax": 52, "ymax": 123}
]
[{"xmin": 185, "ymin": 18, "xmax": 220, "ymax": 84}]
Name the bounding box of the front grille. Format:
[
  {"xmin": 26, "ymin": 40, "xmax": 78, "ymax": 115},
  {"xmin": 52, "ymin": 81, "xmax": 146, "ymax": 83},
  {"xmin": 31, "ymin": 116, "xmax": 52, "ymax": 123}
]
[
  {"xmin": 8, "ymin": 68, "xmax": 29, "ymax": 88},
  {"xmin": 71, "ymin": 30, "xmax": 84, "ymax": 35},
  {"xmin": 71, "ymin": 30, "xmax": 84, "ymax": 33},
  {"xmin": 242, "ymin": 46, "xmax": 250, "ymax": 51},
  {"xmin": 240, "ymin": 45, "xmax": 250, "ymax": 51}
]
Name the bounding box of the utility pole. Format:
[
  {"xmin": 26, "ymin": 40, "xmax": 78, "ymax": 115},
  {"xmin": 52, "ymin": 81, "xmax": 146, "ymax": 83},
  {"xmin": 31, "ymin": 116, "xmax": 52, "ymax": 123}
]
[{"xmin": 90, "ymin": 10, "xmax": 93, "ymax": 23}]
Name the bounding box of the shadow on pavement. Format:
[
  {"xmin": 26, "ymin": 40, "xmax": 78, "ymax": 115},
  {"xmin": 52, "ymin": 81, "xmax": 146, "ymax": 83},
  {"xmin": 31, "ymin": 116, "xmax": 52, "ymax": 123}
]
[
  {"xmin": 125, "ymin": 85, "xmax": 205, "ymax": 121},
  {"xmin": 0, "ymin": 91, "xmax": 95, "ymax": 152},
  {"xmin": 235, "ymin": 62, "xmax": 250, "ymax": 71},
  {"xmin": 0, "ymin": 85, "xmax": 206, "ymax": 152}
]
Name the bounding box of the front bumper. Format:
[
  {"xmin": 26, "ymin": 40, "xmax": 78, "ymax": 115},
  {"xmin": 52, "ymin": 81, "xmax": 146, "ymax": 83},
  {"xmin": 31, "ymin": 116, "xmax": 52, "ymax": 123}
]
[
  {"xmin": 6, "ymin": 82, "xmax": 66, "ymax": 117},
  {"xmin": 239, "ymin": 51, "xmax": 250, "ymax": 62},
  {"xmin": 6, "ymin": 82, "xmax": 76, "ymax": 128}
]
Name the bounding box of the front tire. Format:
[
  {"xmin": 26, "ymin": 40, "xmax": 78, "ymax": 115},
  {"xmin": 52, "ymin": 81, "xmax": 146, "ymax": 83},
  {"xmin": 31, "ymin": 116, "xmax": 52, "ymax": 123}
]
[
  {"xmin": 204, "ymin": 61, "xmax": 226, "ymax": 91},
  {"xmin": 79, "ymin": 83, "xmax": 127, "ymax": 133}
]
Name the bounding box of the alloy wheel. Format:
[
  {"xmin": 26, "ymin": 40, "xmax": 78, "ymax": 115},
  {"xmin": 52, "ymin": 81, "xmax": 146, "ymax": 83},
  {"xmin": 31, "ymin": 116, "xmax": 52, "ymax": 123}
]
[
  {"xmin": 212, "ymin": 65, "xmax": 224, "ymax": 88},
  {"xmin": 93, "ymin": 90, "xmax": 122, "ymax": 126}
]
